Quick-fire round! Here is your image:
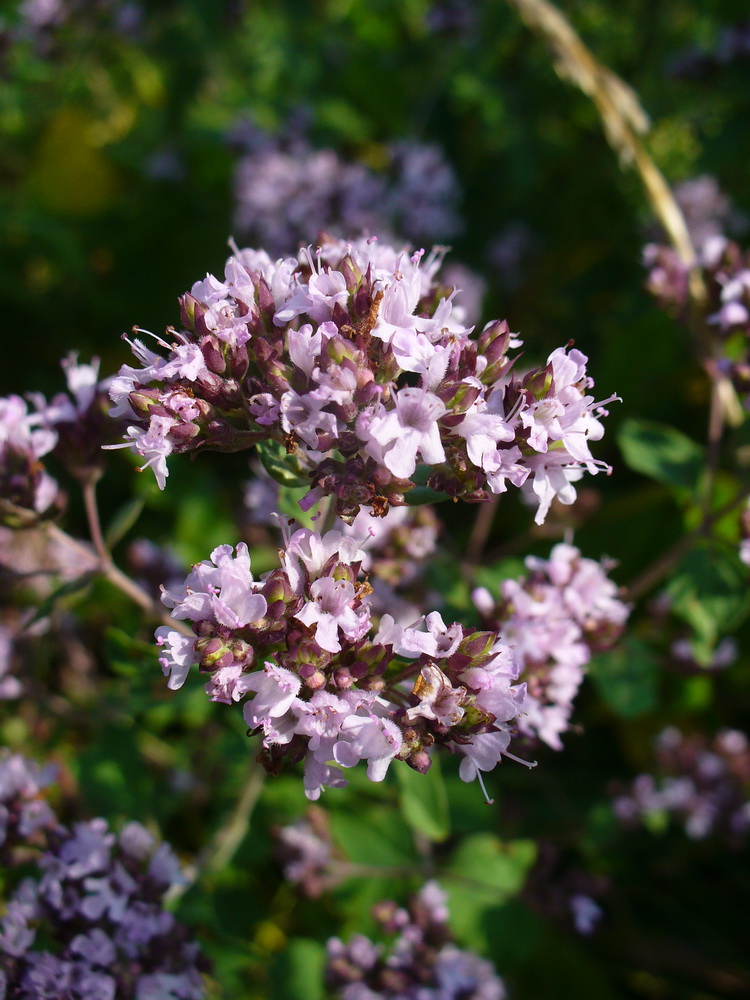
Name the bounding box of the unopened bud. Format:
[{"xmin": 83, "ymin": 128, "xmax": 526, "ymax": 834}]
[
  {"xmin": 407, "ymin": 750, "xmax": 432, "ymax": 774},
  {"xmin": 196, "ymin": 636, "xmax": 229, "ymax": 667},
  {"xmin": 525, "ymin": 364, "xmax": 554, "ymax": 400},
  {"xmin": 201, "ymin": 335, "xmax": 226, "ymax": 374},
  {"xmin": 334, "ymin": 668, "xmax": 354, "ymax": 689}
]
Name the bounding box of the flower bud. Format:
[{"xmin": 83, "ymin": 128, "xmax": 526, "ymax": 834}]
[
  {"xmin": 201, "ymin": 335, "xmax": 226, "ymax": 374},
  {"xmin": 524, "ymin": 363, "xmax": 554, "ymax": 400},
  {"xmin": 460, "ymin": 631, "xmax": 495, "ymax": 659},
  {"xmin": 168, "ymin": 422, "xmax": 201, "ymax": 445},
  {"xmin": 333, "ymin": 668, "xmax": 354, "ymax": 689},
  {"xmin": 178, "ymin": 292, "xmax": 199, "ymax": 330},
  {"xmin": 305, "ymin": 669, "xmax": 327, "ymax": 691},
  {"xmin": 407, "ymin": 749, "xmax": 432, "ymax": 774},
  {"xmin": 228, "ymin": 343, "xmax": 250, "ymax": 381},
  {"xmin": 256, "ymin": 276, "xmax": 275, "ymax": 321},
  {"xmin": 128, "ymin": 389, "xmax": 160, "ymax": 417},
  {"xmin": 195, "ymin": 637, "xmax": 230, "ymax": 668},
  {"xmin": 338, "ymin": 253, "xmax": 362, "ymax": 293}
]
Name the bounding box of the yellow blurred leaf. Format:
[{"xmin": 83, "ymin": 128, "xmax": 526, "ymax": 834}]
[{"xmin": 27, "ymin": 107, "xmax": 120, "ymax": 217}]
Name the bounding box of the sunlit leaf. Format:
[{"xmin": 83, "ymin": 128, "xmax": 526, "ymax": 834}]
[
  {"xmin": 395, "ymin": 755, "xmax": 450, "ymax": 842},
  {"xmin": 618, "ymin": 418, "xmax": 704, "ymax": 489}
]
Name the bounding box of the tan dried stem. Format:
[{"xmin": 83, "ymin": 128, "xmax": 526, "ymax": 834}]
[{"xmin": 505, "ymin": 0, "xmax": 704, "ymax": 300}]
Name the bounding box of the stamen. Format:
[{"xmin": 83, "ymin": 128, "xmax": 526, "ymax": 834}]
[
  {"xmin": 503, "ymin": 750, "xmax": 538, "ymax": 769},
  {"xmin": 476, "ymin": 770, "xmax": 495, "ymax": 806}
]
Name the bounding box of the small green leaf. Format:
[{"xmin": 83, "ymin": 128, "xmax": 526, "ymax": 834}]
[
  {"xmin": 405, "ymin": 485, "xmax": 451, "ymax": 505},
  {"xmin": 444, "ymin": 835, "xmax": 536, "ymax": 943},
  {"xmin": 589, "ymin": 638, "xmax": 659, "ymax": 718},
  {"xmin": 329, "ymin": 809, "xmax": 417, "ymax": 868},
  {"xmin": 395, "ymin": 756, "xmax": 450, "ymax": 842},
  {"xmin": 27, "ymin": 573, "xmax": 95, "ymax": 625},
  {"xmin": 256, "ymin": 439, "xmax": 309, "ymax": 488},
  {"xmin": 618, "ymin": 418, "xmax": 704, "ymax": 489},
  {"xmin": 270, "ymin": 939, "xmax": 326, "ymax": 1000},
  {"xmin": 407, "ymin": 465, "xmax": 450, "ymax": 505},
  {"xmin": 666, "ymin": 543, "xmax": 750, "ymax": 644},
  {"xmin": 104, "ymin": 497, "xmax": 145, "ymax": 549}
]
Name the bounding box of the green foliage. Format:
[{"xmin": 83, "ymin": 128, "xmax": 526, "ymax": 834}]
[
  {"xmin": 589, "ymin": 638, "xmax": 660, "ymax": 718},
  {"xmin": 666, "ymin": 542, "xmax": 750, "ymax": 646},
  {"xmin": 395, "ymin": 754, "xmax": 451, "ymax": 842},
  {"xmin": 257, "ymin": 439, "xmax": 310, "ymax": 489},
  {"xmin": 26, "ymin": 572, "xmax": 95, "ymax": 625},
  {"xmin": 269, "ymin": 940, "xmax": 326, "ymax": 1000},
  {"xmin": 329, "ymin": 807, "xmax": 418, "ymax": 869},
  {"xmin": 618, "ymin": 418, "xmax": 705, "ymax": 490},
  {"xmin": 444, "ymin": 835, "xmax": 537, "ymax": 947}
]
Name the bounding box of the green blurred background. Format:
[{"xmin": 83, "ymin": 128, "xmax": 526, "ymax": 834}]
[{"xmin": 3, "ymin": 1, "xmax": 750, "ymax": 997}]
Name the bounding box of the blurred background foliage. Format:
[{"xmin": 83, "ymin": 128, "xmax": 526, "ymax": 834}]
[{"xmin": 3, "ymin": 0, "xmax": 750, "ymax": 997}]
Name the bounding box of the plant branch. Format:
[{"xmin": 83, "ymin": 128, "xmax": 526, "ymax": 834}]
[
  {"xmin": 319, "ymin": 492, "xmax": 340, "ymax": 534},
  {"xmin": 82, "ymin": 479, "xmax": 109, "ymax": 566},
  {"xmin": 505, "ymin": 0, "xmax": 704, "ymax": 300},
  {"xmin": 624, "ymin": 484, "xmax": 750, "ymax": 602},
  {"xmin": 44, "ymin": 522, "xmax": 193, "ymax": 637},
  {"xmin": 170, "ymin": 757, "xmax": 265, "ymax": 901}
]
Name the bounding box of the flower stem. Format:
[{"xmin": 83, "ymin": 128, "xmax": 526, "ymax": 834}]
[
  {"xmin": 82, "ymin": 479, "xmax": 109, "ymax": 566},
  {"xmin": 624, "ymin": 484, "xmax": 750, "ymax": 601},
  {"xmin": 45, "ymin": 522, "xmax": 193, "ymax": 637},
  {"xmin": 464, "ymin": 495, "xmax": 500, "ymax": 568},
  {"xmin": 168, "ymin": 757, "xmax": 265, "ymax": 901}
]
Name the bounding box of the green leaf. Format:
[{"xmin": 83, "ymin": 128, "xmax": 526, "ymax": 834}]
[
  {"xmin": 666, "ymin": 543, "xmax": 750, "ymax": 644},
  {"xmin": 406, "ymin": 485, "xmax": 451, "ymax": 505},
  {"xmin": 104, "ymin": 497, "xmax": 145, "ymax": 549},
  {"xmin": 618, "ymin": 418, "xmax": 704, "ymax": 489},
  {"xmin": 395, "ymin": 756, "xmax": 450, "ymax": 842},
  {"xmin": 26, "ymin": 572, "xmax": 95, "ymax": 625},
  {"xmin": 407, "ymin": 464, "xmax": 451, "ymax": 505},
  {"xmin": 329, "ymin": 809, "xmax": 417, "ymax": 869},
  {"xmin": 589, "ymin": 638, "xmax": 659, "ymax": 718},
  {"xmin": 443, "ymin": 836, "xmax": 536, "ymax": 946},
  {"xmin": 256, "ymin": 439, "xmax": 309, "ymax": 488},
  {"xmin": 270, "ymin": 939, "xmax": 326, "ymax": 1000}
]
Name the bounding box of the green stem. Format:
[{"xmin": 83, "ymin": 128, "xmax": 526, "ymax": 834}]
[{"xmin": 168, "ymin": 757, "xmax": 265, "ymax": 902}]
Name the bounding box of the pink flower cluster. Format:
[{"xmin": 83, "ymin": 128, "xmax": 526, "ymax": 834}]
[
  {"xmin": 0, "ymin": 354, "xmax": 122, "ymax": 525},
  {"xmin": 112, "ymin": 235, "xmax": 614, "ymax": 523},
  {"xmin": 155, "ymin": 526, "xmax": 527, "ymax": 799},
  {"xmin": 645, "ymin": 234, "xmax": 750, "ymax": 337},
  {"xmin": 38, "ymin": 353, "xmax": 123, "ymax": 481},
  {"xmin": 326, "ymin": 881, "xmax": 506, "ymax": 1000},
  {"xmin": 613, "ymin": 726, "xmax": 750, "ymax": 842},
  {"xmin": 473, "ymin": 543, "xmax": 629, "ymax": 750},
  {"xmin": 0, "ymin": 394, "xmax": 60, "ymax": 525},
  {"xmin": 338, "ymin": 503, "xmax": 441, "ymax": 626},
  {"xmin": 643, "ymin": 177, "xmax": 750, "ymax": 404}
]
